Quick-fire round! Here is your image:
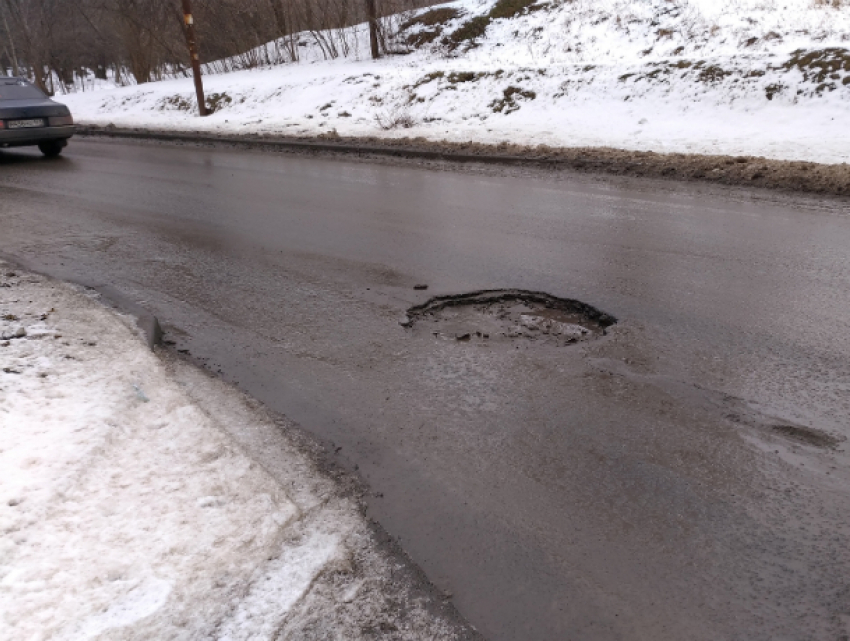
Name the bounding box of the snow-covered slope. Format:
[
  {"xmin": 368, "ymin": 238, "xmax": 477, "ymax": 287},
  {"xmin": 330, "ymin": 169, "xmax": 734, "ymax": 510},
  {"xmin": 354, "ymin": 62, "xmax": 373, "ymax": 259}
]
[{"xmin": 64, "ymin": 0, "xmax": 850, "ymax": 163}]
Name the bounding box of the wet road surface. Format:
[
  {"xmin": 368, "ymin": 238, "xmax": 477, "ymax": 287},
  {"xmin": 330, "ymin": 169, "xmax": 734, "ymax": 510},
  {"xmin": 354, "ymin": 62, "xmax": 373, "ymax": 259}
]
[{"xmin": 2, "ymin": 138, "xmax": 850, "ymax": 640}]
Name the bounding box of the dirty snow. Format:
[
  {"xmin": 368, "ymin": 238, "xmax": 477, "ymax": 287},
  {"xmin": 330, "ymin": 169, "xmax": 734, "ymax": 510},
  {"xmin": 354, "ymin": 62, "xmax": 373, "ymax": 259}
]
[
  {"xmin": 0, "ymin": 265, "xmax": 468, "ymax": 640},
  {"xmin": 61, "ymin": 0, "xmax": 850, "ymax": 164}
]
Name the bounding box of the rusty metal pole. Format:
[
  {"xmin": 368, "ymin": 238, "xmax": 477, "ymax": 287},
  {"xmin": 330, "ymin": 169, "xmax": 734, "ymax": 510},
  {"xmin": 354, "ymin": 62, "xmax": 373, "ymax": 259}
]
[{"xmin": 181, "ymin": 0, "xmax": 208, "ymax": 117}]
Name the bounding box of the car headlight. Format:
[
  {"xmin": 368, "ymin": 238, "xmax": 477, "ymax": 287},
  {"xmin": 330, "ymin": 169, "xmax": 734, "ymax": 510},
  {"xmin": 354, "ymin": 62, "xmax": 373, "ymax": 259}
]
[{"xmin": 48, "ymin": 115, "xmax": 74, "ymax": 126}]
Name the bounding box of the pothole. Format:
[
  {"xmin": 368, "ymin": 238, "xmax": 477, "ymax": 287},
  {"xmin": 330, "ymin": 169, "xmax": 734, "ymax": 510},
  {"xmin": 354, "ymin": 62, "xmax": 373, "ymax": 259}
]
[
  {"xmin": 771, "ymin": 424, "xmax": 843, "ymax": 449},
  {"xmin": 400, "ymin": 289, "xmax": 617, "ymax": 346}
]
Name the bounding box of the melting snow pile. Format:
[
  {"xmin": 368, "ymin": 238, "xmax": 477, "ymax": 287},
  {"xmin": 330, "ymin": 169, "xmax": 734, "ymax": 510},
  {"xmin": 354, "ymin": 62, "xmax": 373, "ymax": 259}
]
[
  {"xmin": 0, "ymin": 266, "xmax": 466, "ymax": 640},
  {"xmin": 62, "ymin": 0, "xmax": 850, "ymax": 164}
]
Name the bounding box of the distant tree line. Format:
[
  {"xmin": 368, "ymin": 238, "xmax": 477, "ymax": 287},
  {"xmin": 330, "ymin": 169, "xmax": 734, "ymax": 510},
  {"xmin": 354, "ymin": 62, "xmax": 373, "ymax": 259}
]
[{"xmin": 0, "ymin": 0, "xmax": 433, "ymax": 93}]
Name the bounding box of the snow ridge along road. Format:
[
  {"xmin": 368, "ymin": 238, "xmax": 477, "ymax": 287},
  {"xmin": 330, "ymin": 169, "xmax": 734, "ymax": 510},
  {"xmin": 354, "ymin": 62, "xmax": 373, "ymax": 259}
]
[{"xmin": 0, "ymin": 265, "xmax": 478, "ymax": 640}]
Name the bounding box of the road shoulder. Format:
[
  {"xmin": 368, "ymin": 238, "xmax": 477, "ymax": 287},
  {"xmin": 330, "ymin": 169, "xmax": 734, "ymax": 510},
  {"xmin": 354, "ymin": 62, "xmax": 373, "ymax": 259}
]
[
  {"xmin": 78, "ymin": 125, "xmax": 850, "ymax": 199},
  {"xmin": 0, "ymin": 263, "xmax": 479, "ymax": 640}
]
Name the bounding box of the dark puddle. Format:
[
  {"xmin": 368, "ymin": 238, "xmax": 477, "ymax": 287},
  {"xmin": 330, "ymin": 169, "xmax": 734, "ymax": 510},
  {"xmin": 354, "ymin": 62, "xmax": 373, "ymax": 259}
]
[{"xmin": 401, "ymin": 289, "xmax": 616, "ymax": 347}]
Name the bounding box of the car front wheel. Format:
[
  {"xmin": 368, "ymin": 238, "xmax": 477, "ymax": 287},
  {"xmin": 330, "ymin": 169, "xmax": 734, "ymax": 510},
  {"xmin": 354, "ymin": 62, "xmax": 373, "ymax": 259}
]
[{"xmin": 38, "ymin": 140, "xmax": 66, "ymax": 157}]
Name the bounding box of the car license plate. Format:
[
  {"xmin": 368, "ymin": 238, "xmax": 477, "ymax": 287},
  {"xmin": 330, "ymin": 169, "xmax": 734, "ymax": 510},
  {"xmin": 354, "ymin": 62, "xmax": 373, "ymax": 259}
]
[{"xmin": 8, "ymin": 119, "xmax": 45, "ymax": 129}]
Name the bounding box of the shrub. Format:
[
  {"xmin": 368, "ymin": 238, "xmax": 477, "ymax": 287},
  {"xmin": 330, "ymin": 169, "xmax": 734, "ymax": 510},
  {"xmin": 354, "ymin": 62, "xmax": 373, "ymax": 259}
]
[
  {"xmin": 448, "ymin": 71, "xmax": 478, "ymax": 83},
  {"xmin": 489, "ymin": 0, "xmax": 536, "ymax": 20},
  {"xmin": 375, "ymin": 105, "xmax": 417, "ymax": 130},
  {"xmin": 697, "ymin": 65, "xmax": 729, "ymax": 83},
  {"xmin": 448, "ymin": 16, "xmax": 491, "ymax": 45},
  {"xmin": 490, "ymin": 86, "xmax": 536, "ymax": 114},
  {"xmin": 407, "ymin": 30, "xmax": 441, "ymax": 47},
  {"xmin": 205, "ymin": 92, "xmax": 232, "ymax": 114},
  {"xmin": 401, "ymin": 7, "xmax": 462, "ymax": 30},
  {"xmin": 413, "ymin": 71, "xmax": 445, "ymax": 88}
]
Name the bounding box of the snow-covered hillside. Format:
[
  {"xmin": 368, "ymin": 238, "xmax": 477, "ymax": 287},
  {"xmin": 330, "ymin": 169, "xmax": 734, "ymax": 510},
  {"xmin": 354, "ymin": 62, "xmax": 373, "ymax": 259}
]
[{"xmin": 64, "ymin": 0, "xmax": 850, "ymax": 163}]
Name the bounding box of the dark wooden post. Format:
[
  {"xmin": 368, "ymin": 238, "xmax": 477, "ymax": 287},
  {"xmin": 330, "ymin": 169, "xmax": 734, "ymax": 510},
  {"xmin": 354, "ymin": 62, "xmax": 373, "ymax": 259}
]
[{"xmin": 180, "ymin": 0, "xmax": 208, "ymax": 116}]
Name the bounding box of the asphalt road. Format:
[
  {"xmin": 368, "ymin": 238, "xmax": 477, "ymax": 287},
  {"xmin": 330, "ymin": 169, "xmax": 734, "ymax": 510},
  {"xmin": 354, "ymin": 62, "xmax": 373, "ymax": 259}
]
[{"xmin": 2, "ymin": 138, "xmax": 850, "ymax": 640}]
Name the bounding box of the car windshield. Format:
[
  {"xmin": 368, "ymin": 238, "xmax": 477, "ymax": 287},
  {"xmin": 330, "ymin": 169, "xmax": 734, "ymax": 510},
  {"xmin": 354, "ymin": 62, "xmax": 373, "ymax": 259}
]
[{"xmin": 0, "ymin": 81, "xmax": 47, "ymax": 100}]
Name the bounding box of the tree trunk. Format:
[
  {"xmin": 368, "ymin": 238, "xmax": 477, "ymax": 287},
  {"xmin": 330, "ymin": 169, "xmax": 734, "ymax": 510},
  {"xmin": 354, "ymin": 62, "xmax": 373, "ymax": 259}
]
[
  {"xmin": 366, "ymin": 0, "xmax": 379, "ymax": 59},
  {"xmin": 1, "ymin": 6, "xmax": 20, "ymax": 75},
  {"xmin": 269, "ymin": 0, "xmax": 287, "ymax": 38},
  {"xmin": 6, "ymin": 0, "xmax": 47, "ymax": 91}
]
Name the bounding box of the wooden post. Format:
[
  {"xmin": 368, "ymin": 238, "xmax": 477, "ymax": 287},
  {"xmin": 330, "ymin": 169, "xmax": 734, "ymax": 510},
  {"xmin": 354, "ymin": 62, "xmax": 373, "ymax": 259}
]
[{"xmin": 180, "ymin": 0, "xmax": 208, "ymax": 117}]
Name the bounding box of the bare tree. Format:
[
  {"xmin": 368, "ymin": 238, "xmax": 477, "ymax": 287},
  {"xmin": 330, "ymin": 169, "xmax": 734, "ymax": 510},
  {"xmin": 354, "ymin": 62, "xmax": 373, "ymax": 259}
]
[
  {"xmin": 1, "ymin": 0, "xmax": 435, "ymax": 91},
  {"xmin": 366, "ymin": 0, "xmax": 380, "ymax": 59},
  {"xmin": 1, "ymin": 5, "xmax": 20, "ymax": 75}
]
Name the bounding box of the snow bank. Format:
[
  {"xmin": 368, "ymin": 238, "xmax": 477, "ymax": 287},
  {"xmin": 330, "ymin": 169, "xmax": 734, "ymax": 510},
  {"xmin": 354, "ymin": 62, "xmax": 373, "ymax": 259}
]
[
  {"xmin": 0, "ymin": 266, "xmax": 467, "ymax": 640},
  {"xmin": 62, "ymin": 0, "xmax": 850, "ymax": 164}
]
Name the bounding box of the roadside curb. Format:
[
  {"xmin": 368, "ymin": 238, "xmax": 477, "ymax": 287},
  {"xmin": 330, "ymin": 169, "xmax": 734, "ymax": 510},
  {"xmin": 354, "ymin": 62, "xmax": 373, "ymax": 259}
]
[
  {"xmin": 92, "ymin": 283, "xmax": 164, "ymax": 350},
  {"xmin": 77, "ymin": 125, "xmax": 850, "ymax": 198},
  {"xmin": 77, "ymin": 125, "xmax": 534, "ymax": 165},
  {"xmin": 0, "ymin": 252, "xmax": 162, "ymax": 350}
]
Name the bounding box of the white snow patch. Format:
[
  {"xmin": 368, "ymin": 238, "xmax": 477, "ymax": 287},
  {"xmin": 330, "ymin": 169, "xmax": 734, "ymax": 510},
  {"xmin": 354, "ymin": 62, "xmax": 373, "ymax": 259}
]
[
  {"xmin": 72, "ymin": 577, "xmax": 173, "ymax": 640},
  {"xmin": 217, "ymin": 533, "xmax": 343, "ymax": 640},
  {"xmin": 0, "ymin": 268, "xmax": 366, "ymax": 639}
]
